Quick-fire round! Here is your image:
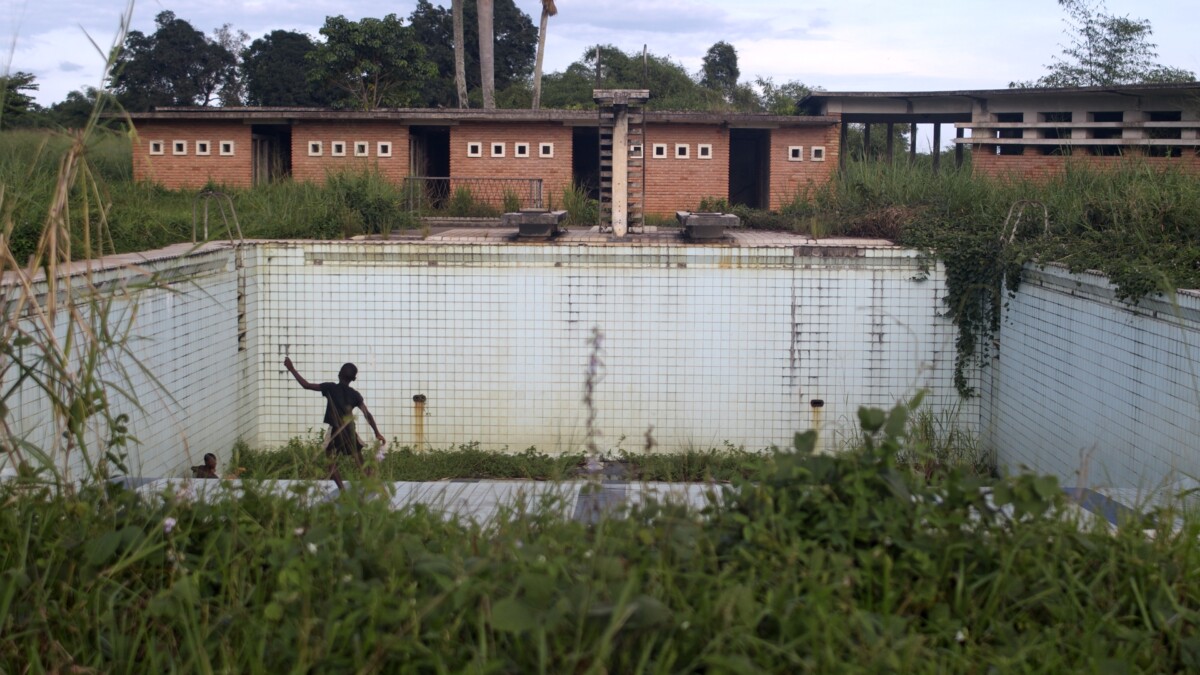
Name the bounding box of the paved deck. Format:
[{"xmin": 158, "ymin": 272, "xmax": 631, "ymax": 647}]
[
  {"xmin": 127, "ymin": 478, "xmax": 728, "ymax": 525},
  {"xmin": 101, "ymin": 475, "xmax": 1173, "ymax": 532}
]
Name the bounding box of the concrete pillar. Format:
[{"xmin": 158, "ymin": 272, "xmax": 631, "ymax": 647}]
[{"xmin": 612, "ymin": 109, "xmax": 629, "ymax": 237}]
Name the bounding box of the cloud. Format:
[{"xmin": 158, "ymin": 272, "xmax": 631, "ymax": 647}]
[{"xmin": 5, "ymin": 25, "xmax": 112, "ymax": 104}]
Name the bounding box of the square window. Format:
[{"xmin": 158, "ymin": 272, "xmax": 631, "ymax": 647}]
[
  {"xmin": 630, "ymin": 144, "xmax": 643, "ymax": 158},
  {"xmin": 652, "ymin": 143, "xmax": 667, "ymax": 158},
  {"xmin": 377, "ymin": 141, "xmax": 392, "ymax": 158},
  {"xmin": 467, "ymin": 141, "xmax": 483, "ymax": 158},
  {"xmin": 697, "ymin": 144, "xmax": 712, "ymax": 159},
  {"xmin": 219, "ymin": 141, "xmax": 235, "ymax": 156},
  {"xmin": 675, "ymin": 143, "xmax": 689, "ymax": 159},
  {"xmin": 788, "ymin": 146, "xmax": 804, "ymax": 162},
  {"xmin": 196, "ymin": 140, "xmax": 211, "ymax": 156},
  {"xmin": 514, "ymin": 142, "xmax": 530, "ymax": 158},
  {"xmin": 172, "ymin": 140, "xmax": 187, "ymax": 156},
  {"xmin": 491, "ymin": 142, "xmax": 505, "ymax": 157},
  {"xmin": 539, "ymin": 142, "xmax": 554, "ymax": 158},
  {"xmin": 331, "ymin": 141, "xmax": 347, "ymax": 157},
  {"xmin": 811, "ymin": 146, "xmax": 826, "ymax": 161},
  {"xmin": 308, "ymin": 141, "xmax": 323, "ymax": 156},
  {"xmin": 354, "ymin": 141, "xmax": 369, "ymax": 157},
  {"xmin": 149, "ymin": 140, "xmax": 165, "ymax": 156}
]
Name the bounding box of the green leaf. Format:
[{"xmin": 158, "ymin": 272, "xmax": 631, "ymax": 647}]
[
  {"xmin": 491, "ymin": 597, "xmax": 537, "ymax": 633},
  {"xmin": 85, "ymin": 531, "xmax": 121, "ymax": 566},
  {"xmin": 263, "ymin": 602, "xmax": 284, "ymax": 621},
  {"xmin": 793, "ymin": 430, "xmax": 817, "ymax": 455},
  {"xmin": 858, "ymin": 407, "xmax": 886, "ymax": 434}
]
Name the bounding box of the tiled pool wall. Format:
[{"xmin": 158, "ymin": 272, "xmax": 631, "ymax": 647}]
[
  {"xmin": 982, "ymin": 265, "xmax": 1200, "ymax": 489},
  {"xmin": 4, "ymin": 240, "xmax": 965, "ymax": 479},
  {"xmin": 4, "ymin": 244, "xmax": 257, "ymax": 478},
  {"xmin": 253, "ymin": 241, "xmax": 965, "ymax": 459},
  {"xmin": 10, "ymin": 241, "xmax": 1194, "ymax": 489}
]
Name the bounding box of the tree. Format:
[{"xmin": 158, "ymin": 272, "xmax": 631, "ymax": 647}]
[
  {"xmin": 454, "ymin": 0, "xmax": 468, "ymax": 107},
  {"xmin": 700, "ymin": 41, "xmax": 740, "ymax": 100},
  {"xmin": 478, "ymin": 0, "xmax": 496, "ymax": 108},
  {"xmin": 0, "ymin": 72, "xmax": 41, "ymax": 129},
  {"xmin": 407, "ymin": 0, "xmax": 536, "ymax": 108},
  {"xmin": 755, "ymin": 77, "xmax": 811, "ymax": 115},
  {"xmin": 307, "ymin": 14, "xmax": 435, "ymax": 110},
  {"xmin": 1016, "ymin": 0, "xmax": 1195, "ymax": 87},
  {"xmin": 110, "ymin": 11, "xmax": 239, "ymax": 110},
  {"xmin": 242, "ymin": 30, "xmax": 326, "ymax": 106},
  {"xmin": 531, "ymin": 0, "xmax": 558, "ymax": 109},
  {"xmin": 47, "ymin": 88, "xmax": 102, "ymax": 128},
  {"xmin": 212, "ymin": 24, "xmax": 249, "ymax": 106},
  {"xmin": 540, "ymin": 44, "xmax": 716, "ymax": 111}
]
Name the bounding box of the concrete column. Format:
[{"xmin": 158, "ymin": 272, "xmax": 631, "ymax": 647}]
[
  {"xmin": 612, "ymin": 109, "xmax": 629, "ymax": 237},
  {"xmin": 1181, "ymin": 110, "xmax": 1198, "ymax": 141}
]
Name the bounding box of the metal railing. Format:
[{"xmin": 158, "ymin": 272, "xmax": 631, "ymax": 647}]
[{"xmin": 402, "ymin": 177, "xmax": 544, "ymax": 216}]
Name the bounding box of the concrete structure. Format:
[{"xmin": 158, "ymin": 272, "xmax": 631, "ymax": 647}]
[
  {"xmin": 802, "ymin": 83, "xmax": 1200, "ymax": 177},
  {"xmin": 3, "ymin": 232, "xmax": 1197, "ymax": 492},
  {"xmin": 127, "ymin": 104, "xmax": 841, "ymax": 219}
]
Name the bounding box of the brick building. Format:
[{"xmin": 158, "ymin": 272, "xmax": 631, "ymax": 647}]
[
  {"xmin": 801, "ymin": 83, "xmax": 1200, "ymax": 178},
  {"xmin": 129, "ymin": 83, "xmax": 1200, "ymax": 226},
  {"xmin": 127, "ymin": 102, "xmax": 841, "ymax": 222}
]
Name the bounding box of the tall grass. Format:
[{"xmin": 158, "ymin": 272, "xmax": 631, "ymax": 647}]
[
  {"xmin": 5, "ymin": 399, "xmax": 1200, "ymax": 671},
  {"xmin": 0, "ymin": 1, "xmax": 153, "ymax": 484},
  {"xmin": 0, "ymin": 131, "xmax": 421, "ymax": 259}
]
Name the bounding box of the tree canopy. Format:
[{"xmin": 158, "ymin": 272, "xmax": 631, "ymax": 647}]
[
  {"xmin": 109, "ymin": 11, "xmax": 239, "ymax": 110},
  {"xmin": 1016, "ymin": 0, "xmax": 1195, "ymax": 87},
  {"xmin": 242, "ymin": 30, "xmax": 327, "ymax": 106},
  {"xmin": 700, "ymin": 41, "xmax": 740, "ymax": 99},
  {"xmin": 538, "ymin": 44, "xmax": 812, "ymax": 114},
  {"xmin": 0, "ymin": 72, "xmax": 41, "ymax": 129},
  {"xmin": 306, "ymin": 14, "xmax": 436, "ymax": 110},
  {"xmin": 407, "ymin": 0, "xmax": 537, "ymax": 107}
]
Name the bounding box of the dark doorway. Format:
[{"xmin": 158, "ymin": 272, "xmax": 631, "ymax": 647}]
[
  {"xmin": 729, "ymin": 129, "xmax": 770, "ymax": 209},
  {"xmin": 409, "ymin": 126, "xmax": 451, "ymax": 208},
  {"xmin": 572, "ymin": 126, "xmax": 600, "ymax": 200},
  {"xmin": 250, "ymin": 124, "xmax": 292, "ymax": 185}
]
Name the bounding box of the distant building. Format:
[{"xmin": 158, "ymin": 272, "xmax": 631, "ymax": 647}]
[
  {"xmin": 128, "ymin": 84, "xmax": 1200, "ymax": 227},
  {"xmin": 126, "ymin": 95, "xmax": 840, "ymax": 226},
  {"xmin": 801, "ymin": 83, "xmax": 1200, "ymax": 179}
]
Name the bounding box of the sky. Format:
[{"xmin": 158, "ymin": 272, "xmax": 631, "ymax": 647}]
[{"xmin": 4, "ymin": 0, "xmax": 1199, "ymax": 109}]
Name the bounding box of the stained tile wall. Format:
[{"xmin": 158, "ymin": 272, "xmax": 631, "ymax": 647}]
[
  {"xmin": 254, "ymin": 242, "xmax": 966, "ymax": 454},
  {"xmin": 3, "ymin": 246, "xmax": 253, "ymax": 479},
  {"xmin": 981, "ymin": 265, "xmax": 1200, "ymax": 489},
  {"xmin": 5, "ymin": 240, "xmax": 972, "ymax": 477}
]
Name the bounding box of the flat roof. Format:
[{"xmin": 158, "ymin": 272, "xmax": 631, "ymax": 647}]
[
  {"xmin": 126, "ymin": 107, "xmax": 838, "ymax": 127},
  {"xmin": 801, "ymin": 81, "xmax": 1200, "ymax": 103}
]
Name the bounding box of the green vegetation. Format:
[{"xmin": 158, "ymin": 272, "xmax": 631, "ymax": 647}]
[
  {"xmin": 713, "ymin": 158, "xmax": 1200, "ymax": 395},
  {"xmin": 0, "ymin": 130, "xmax": 421, "ymax": 261},
  {"xmin": 5, "ymin": 398, "xmax": 1200, "ymax": 671},
  {"xmin": 234, "ymin": 437, "xmax": 777, "ymax": 483}
]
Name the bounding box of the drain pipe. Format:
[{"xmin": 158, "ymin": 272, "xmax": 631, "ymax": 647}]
[{"xmin": 412, "ymin": 394, "xmax": 427, "ymax": 451}]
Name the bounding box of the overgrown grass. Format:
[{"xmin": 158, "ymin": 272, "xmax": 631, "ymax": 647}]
[
  {"xmin": 5, "ymin": 399, "xmax": 1200, "ymax": 671},
  {"xmin": 0, "ymin": 129, "xmax": 422, "ymax": 261},
  {"xmin": 233, "ymin": 436, "xmax": 773, "ymax": 483},
  {"xmin": 235, "ymin": 437, "xmax": 585, "ymax": 481}
]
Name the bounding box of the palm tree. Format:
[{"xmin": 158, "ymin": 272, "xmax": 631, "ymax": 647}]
[
  {"xmin": 453, "ymin": 0, "xmax": 467, "ymax": 108},
  {"xmin": 477, "ymin": 0, "xmax": 495, "ymax": 109},
  {"xmin": 531, "ymin": 0, "xmax": 558, "ymax": 110}
]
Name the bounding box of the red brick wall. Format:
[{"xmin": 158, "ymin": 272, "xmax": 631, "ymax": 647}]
[
  {"xmin": 768, "ymin": 125, "xmax": 840, "ymax": 211},
  {"xmin": 643, "ymin": 125, "xmax": 728, "ymax": 216},
  {"xmin": 971, "ymin": 148, "xmax": 1200, "ymax": 181},
  {"xmin": 448, "ymin": 123, "xmax": 574, "ymax": 208},
  {"xmin": 131, "ymin": 121, "xmax": 252, "ymax": 189},
  {"xmin": 290, "ymin": 121, "xmax": 410, "ymax": 185}
]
